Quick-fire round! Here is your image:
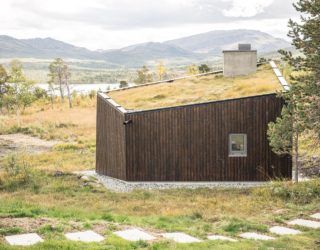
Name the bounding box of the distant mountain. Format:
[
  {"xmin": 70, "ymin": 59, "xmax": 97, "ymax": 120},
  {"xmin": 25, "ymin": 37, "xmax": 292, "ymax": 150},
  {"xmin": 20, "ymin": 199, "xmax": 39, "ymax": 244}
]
[
  {"xmin": 0, "ymin": 35, "xmax": 100, "ymax": 59},
  {"xmin": 0, "ymin": 30, "xmax": 291, "ymax": 67},
  {"xmin": 165, "ymin": 29, "xmax": 290, "ymax": 54},
  {"xmin": 101, "ymin": 42, "xmax": 195, "ymax": 66}
]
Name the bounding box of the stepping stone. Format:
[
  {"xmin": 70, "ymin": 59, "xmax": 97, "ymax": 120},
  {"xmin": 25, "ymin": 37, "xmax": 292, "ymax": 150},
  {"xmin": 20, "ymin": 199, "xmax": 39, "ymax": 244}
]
[
  {"xmin": 161, "ymin": 232, "xmax": 202, "ymax": 243},
  {"xmin": 310, "ymin": 213, "xmax": 320, "ymax": 220},
  {"xmin": 65, "ymin": 230, "xmax": 104, "ymax": 242},
  {"xmin": 208, "ymin": 235, "xmax": 238, "ymax": 242},
  {"xmin": 287, "ymin": 219, "xmax": 320, "ymax": 229},
  {"xmin": 114, "ymin": 229, "xmax": 156, "ymax": 241},
  {"xmin": 5, "ymin": 233, "xmax": 43, "ymax": 246},
  {"xmin": 269, "ymin": 226, "xmax": 301, "ymax": 235},
  {"xmin": 239, "ymin": 232, "xmax": 275, "ymax": 241}
]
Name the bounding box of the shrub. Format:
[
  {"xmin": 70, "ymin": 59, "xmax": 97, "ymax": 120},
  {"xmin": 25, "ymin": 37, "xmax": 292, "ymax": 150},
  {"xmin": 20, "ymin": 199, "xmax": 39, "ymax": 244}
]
[
  {"xmin": 253, "ymin": 179, "xmax": 320, "ymax": 204},
  {"xmin": 0, "ymin": 154, "xmax": 32, "ymax": 191},
  {"xmin": 88, "ymin": 90, "xmax": 97, "ymax": 99}
]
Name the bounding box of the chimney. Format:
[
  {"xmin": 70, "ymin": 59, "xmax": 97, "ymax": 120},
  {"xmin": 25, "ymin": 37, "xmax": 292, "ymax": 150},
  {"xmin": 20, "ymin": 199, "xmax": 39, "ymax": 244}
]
[{"xmin": 223, "ymin": 44, "xmax": 257, "ymax": 77}]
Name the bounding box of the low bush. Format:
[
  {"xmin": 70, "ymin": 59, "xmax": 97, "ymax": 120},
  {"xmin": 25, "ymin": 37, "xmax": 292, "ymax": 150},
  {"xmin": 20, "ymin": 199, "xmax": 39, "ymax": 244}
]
[
  {"xmin": 0, "ymin": 154, "xmax": 34, "ymax": 192},
  {"xmin": 254, "ymin": 179, "xmax": 320, "ymax": 204}
]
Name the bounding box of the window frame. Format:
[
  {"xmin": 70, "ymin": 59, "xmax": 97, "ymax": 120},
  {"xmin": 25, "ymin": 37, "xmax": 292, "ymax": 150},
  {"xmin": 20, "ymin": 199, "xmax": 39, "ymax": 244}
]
[{"xmin": 228, "ymin": 133, "xmax": 247, "ymax": 157}]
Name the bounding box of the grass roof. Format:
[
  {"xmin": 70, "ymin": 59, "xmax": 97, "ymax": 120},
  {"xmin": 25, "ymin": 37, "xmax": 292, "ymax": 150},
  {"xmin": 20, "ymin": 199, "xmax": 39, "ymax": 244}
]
[{"xmin": 108, "ymin": 64, "xmax": 282, "ymax": 111}]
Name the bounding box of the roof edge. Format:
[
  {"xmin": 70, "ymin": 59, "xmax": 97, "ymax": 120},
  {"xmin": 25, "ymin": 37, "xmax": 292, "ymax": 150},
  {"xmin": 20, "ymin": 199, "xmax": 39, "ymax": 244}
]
[{"xmin": 269, "ymin": 61, "xmax": 290, "ymax": 91}]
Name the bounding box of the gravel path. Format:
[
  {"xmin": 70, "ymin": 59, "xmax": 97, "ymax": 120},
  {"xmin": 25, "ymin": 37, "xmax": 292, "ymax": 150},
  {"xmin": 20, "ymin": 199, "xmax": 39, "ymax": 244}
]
[{"xmin": 76, "ymin": 170, "xmax": 268, "ymax": 192}]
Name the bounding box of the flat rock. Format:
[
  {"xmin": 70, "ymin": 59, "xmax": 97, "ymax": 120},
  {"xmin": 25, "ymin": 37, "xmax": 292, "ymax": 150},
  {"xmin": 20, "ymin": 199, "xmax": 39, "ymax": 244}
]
[
  {"xmin": 161, "ymin": 232, "xmax": 202, "ymax": 243},
  {"xmin": 239, "ymin": 232, "xmax": 275, "ymax": 241},
  {"xmin": 208, "ymin": 235, "xmax": 237, "ymax": 242},
  {"xmin": 310, "ymin": 213, "xmax": 320, "ymax": 220},
  {"xmin": 65, "ymin": 230, "xmax": 104, "ymax": 242},
  {"xmin": 114, "ymin": 229, "xmax": 156, "ymax": 241},
  {"xmin": 5, "ymin": 233, "xmax": 43, "ymax": 246},
  {"xmin": 287, "ymin": 219, "xmax": 320, "ymax": 229},
  {"xmin": 269, "ymin": 226, "xmax": 301, "ymax": 235}
]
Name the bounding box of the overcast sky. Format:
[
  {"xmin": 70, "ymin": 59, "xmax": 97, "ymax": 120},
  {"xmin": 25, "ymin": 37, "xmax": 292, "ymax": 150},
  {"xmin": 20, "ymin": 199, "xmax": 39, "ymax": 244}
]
[{"xmin": 1, "ymin": 0, "xmax": 298, "ymax": 50}]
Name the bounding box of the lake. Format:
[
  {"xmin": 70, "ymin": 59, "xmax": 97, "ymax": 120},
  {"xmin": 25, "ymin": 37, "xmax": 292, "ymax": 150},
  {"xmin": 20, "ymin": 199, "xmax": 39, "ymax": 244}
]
[{"xmin": 35, "ymin": 83, "xmax": 135, "ymax": 95}]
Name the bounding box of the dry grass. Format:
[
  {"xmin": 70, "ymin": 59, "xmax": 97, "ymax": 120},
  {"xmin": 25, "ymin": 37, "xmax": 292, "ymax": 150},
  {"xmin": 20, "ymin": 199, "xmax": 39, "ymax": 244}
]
[{"xmin": 109, "ymin": 64, "xmax": 282, "ymax": 110}]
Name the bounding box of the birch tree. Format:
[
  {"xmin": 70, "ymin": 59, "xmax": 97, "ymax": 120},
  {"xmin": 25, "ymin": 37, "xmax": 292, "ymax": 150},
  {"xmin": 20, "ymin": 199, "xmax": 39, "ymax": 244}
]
[{"xmin": 48, "ymin": 58, "xmax": 72, "ymax": 108}]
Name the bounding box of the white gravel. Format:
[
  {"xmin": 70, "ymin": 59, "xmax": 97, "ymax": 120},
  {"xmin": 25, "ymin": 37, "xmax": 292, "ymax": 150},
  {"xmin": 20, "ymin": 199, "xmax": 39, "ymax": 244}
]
[{"xmin": 76, "ymin": 170, "xmax": 268, "ymax": 192}]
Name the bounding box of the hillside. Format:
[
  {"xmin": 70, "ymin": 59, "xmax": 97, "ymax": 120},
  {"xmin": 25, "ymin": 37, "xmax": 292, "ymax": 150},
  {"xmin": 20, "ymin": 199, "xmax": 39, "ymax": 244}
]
[
  {"xmin": 165, "ymin": 29, "xmax": 291, "ymax": 54},
  {"xmin": 0, "ymin": 30, "xmax": 291, "ymax": 67},
  {"xmin": 0, "ymin": 35, "xmax": 100, "ymax": 60}
]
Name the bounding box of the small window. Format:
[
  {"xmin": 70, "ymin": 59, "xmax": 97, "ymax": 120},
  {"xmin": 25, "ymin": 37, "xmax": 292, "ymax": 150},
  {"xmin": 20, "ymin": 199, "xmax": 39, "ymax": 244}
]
[{"xmin": 229, "ymin": 134, "xmax": 247, "ymax": 157}]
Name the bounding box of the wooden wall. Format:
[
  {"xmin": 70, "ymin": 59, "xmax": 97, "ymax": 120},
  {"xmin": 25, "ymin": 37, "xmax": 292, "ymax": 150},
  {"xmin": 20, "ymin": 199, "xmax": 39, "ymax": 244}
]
[
  {"xmin": 96, "ymin": 94, "xmax": 126, "ymax": 179},
  {"xmin": 124, "ymin": 94, "xmax": 292, "ymax": 181}
]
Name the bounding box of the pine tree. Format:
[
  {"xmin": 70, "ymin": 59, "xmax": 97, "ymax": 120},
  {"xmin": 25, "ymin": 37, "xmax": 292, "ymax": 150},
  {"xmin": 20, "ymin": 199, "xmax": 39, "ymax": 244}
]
[{"xmin": 268, "ymin": 0, "xmax": 320, "ymax": 183}]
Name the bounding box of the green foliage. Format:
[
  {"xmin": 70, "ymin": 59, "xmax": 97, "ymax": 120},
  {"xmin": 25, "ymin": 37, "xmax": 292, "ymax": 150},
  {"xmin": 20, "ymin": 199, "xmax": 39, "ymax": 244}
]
[
  {"xmin": 134, "ymin": 65, "xmax": 153, "ymax": 84},
  {"xmin": 1, "ymin": 60, "xmax": 37, "ymax": 116},
  {"xmin": 0, "ymin": 154, "xmax": 33, "ymax": 191},
  {"xmin": 258, "ymin": 57, "xmax": 268, "ymax": 64},
  {"xmin": 34, "ymin": 86, "xmax": 48, "ymax": 99},
  {"xmin": 0, "ymin": 64, "xmax": 8, "ymax": 84},
  {"xmin": 89, "ymin": 90, "xmax": 97, "ymax": 99},
  {"xmin": 268, "ymin": 106, "xmax": 293, "ymax": 154},
  {"xmin": 119, "ymin": 80, "xmax": 128, "ymax": 88},
  {"xmin": 263, "ymin": 179, "xmax": 320, "ymax": 204},
  {"xmin": 198, "ymin": 64, "xmax": 211, "ymax": 73},
  {"xmin": 268, "ymin": 0, "xmax": 320, "ymax": 181}
]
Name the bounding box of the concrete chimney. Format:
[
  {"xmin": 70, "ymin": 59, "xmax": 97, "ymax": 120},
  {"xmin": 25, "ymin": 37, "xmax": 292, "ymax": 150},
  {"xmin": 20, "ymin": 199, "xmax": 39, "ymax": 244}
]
[{"xmin": 223, "ymin": 44, "xmax": 257, "ymax": 77}]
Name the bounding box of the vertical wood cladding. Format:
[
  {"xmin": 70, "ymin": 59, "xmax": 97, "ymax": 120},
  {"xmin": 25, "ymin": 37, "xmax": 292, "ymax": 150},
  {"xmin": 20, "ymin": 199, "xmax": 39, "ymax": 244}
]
[
  {"xmin": 96, "ymin": 93, "xmax": 292, "ymax": 182},
  {"xmin": 96, "ymin": 94, "xmax": 126, "ymax": 180},
  {"xmin": 124, "ymin": 94, "xmax": 291, "ymax": 181}
]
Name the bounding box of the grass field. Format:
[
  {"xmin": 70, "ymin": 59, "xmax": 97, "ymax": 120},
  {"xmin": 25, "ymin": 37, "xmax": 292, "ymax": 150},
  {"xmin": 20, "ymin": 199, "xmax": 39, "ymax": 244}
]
[
  {"xmin": 0, "ymin": 98, "xmax": 319, "ymax": 249},
  {"xmin": 109, "ymin": 64, "xmax": 282, "ymax": 110}
]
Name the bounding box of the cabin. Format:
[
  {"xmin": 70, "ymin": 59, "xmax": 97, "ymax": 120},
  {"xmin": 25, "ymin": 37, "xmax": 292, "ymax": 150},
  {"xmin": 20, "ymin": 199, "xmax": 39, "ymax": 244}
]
[{"xmin": 96, "ymin": 44, "xmax": 292, "ymax": 182}]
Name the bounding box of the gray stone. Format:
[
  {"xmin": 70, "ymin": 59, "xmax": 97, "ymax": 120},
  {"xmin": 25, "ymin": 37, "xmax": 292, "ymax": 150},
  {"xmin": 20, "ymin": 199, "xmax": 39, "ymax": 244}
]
[
  {"xmin": 310, "ymin": 213, "xmax": 320, "ymax": 220},
  {"xmin": 208, "ymin": 235, "xmax": 237, "ymax": 242},
  {"xmin": 239, "ymin": 232, "xmax": 275, "ymax": 240},
  {"xmin": 65, "ymin": 230, "xmax": 104, "ymax": 242},
  {"xmin": 269, "ymin": 226, "xmax": 301, "ymax": 235},
  {"xmin": 80, "ymin": 176, "xmax": 90, "ymax": 181},
  {"xmin": 114, "ymin": 229, "xmax": 156, "ymax": 241},
  {"xmin": 5, "ymin": 233, "xmax": 43, "ymax": 246},
  {"xmin": 161, "ymin": 232, "xmax": 202, "ymax": 243},
  {"xmin": 287, "ymin": 219, "xmax": 320, "ymax": 229}
]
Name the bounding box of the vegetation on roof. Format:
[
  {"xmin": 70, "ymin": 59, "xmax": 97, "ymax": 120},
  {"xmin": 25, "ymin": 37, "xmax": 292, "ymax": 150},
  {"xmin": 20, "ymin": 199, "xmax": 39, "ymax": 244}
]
[{"xmin": 108, "ymin": 64, "xmax": 282, "ymax": 111}]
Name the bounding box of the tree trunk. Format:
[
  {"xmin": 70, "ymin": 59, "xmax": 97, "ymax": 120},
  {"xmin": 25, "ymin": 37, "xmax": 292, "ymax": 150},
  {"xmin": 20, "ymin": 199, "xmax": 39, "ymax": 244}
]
[
  {"xmin": 15, "ymin": 85, "xmax": 20, "ymax": 126},
  {"xmin": 65, "ymin": 76, "xmax": 72, "ymax": 108},
  {"xmin": 59, "ymin": 78, "xmax": 64, "ymax": 102},
  {"xmin": 294, "ymin": 130, "xmax": 299, "ymax": 183}
]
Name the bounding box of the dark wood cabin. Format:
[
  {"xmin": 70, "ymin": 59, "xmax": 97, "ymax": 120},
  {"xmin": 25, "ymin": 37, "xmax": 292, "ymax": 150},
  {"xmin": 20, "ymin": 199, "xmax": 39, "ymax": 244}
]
[{"xmin": 96, "ymin": 60, "xmax": 292, "ymax": 182}]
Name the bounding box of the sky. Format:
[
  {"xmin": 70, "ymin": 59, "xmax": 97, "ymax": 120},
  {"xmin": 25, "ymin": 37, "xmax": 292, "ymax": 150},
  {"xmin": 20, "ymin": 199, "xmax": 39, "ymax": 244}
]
[{"xmin": 0, "ymin": 0, "xmax": 298, "ymax": 50}]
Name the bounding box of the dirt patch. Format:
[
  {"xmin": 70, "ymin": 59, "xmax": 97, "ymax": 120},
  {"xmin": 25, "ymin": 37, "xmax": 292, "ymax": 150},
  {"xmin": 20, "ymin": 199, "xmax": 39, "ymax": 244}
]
[
  {"xmin": 0, "ymin": 217, "xmax": 56, "ymax": 232},
  {"xmin": 0, "ymin": 134, "xmax": 60, "ymax": 158}
]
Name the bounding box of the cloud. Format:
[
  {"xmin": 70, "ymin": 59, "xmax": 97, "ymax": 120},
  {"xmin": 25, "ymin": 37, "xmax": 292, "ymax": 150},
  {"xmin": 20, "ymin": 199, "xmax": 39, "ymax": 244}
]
[
  {"xmin": 222, "ymin": 0, "xmax": 274, "ymax": 17},
  {"xmin": 0, "ymin": 0, "xmax": 298, "ymax": 50}
]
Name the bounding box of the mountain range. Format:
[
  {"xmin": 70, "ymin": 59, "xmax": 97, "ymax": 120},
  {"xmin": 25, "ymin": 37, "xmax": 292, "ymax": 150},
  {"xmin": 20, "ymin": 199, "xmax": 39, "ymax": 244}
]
[{"xmin": 0, "ymin": 30, "xmax": 291, "ymax": 67}]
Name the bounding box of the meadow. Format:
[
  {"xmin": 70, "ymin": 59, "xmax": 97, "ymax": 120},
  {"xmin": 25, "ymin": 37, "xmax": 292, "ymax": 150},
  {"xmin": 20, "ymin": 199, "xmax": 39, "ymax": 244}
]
[{"xmin": 0, "ymin": 97, "xmax": 319, "ymax": 249}]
